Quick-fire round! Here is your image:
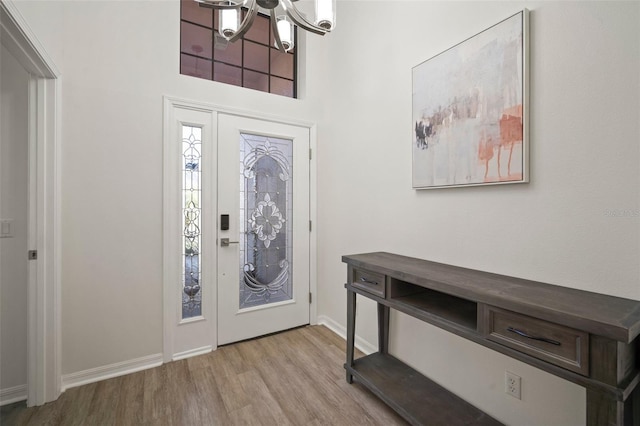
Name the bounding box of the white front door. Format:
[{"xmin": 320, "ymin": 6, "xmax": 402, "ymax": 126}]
[{"xmin": 217, "ymin": 114, "xmax": 310, "ymax": 345}]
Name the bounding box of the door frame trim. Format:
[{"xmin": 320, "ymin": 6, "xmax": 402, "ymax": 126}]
[
  {"xmin": 1, "ymin": 0, "xmax": 62, "ymax": 406},
  {"xmin": 162, "ymin": 96, "xmax": 318, "ymax": 360}
]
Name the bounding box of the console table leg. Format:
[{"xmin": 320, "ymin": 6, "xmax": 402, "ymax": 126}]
[
  {"xmin": 346, "ymin": 289, "xmax": 356, "ymax": 384},
  {"xmin": 378, "ymin": 303, "xmax": 390, "ymax": 355},
  {"xmin": 632, "ymin": 385, "xmax": 640, "ymax": 426},
  {"xmin": 586, "ymin": 389, "xmax": 633, "ymax": 426}
]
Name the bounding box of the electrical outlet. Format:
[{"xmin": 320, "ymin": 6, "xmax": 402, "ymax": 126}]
[{"xmin": 505, "ymin": 371, "xmax": 521, "ymax": 400}]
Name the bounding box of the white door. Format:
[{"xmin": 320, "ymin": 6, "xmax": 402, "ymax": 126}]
[
  {"xmin": 217, "ymin": 114, "xmax": 310, "ymax": 345},
  {"xmin": 0, "ymin": 44, "xmax": 30, "ymax": 405}
]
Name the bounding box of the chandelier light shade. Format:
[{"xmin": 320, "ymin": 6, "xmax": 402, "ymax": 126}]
[
  {"xmin": 219, "ymin": 7, "xmax": 240, "ymax": 39},
  {"xmin": 315, "ymin": 0, "xmax": 336, "ymax": 30},
  {"xmin": 195, "ymin": 0, "xmax": 336, "ymax": 53},
  {"xmin": 275, "ymin": 16, "xmax": 294, "ymax": 51}
]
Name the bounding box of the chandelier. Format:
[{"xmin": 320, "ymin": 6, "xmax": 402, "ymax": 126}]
[{"xmin": 195, "ymin": 0, "xmax": 336, "ymax": 53}]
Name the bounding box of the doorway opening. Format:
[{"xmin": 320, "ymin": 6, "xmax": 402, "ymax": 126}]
[{"xmin": 0, "ymin": 1, "xmax": 61, "ymax": 406}]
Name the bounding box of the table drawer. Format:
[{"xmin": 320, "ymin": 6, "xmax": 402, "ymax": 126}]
[
  {"xmin": 485, "ymin": 306, "xmax": 589, "ymax": 376},
  {"xmin": 351, "ymin": 268, "xmax": 385, "ymax": 298}
]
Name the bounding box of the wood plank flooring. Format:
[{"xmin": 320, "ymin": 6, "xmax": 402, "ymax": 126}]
[{"xmin": 1, "ymin": 326, "xmax": 406, "ymax": 425}]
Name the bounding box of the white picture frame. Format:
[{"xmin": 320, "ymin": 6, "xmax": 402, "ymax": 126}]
[{"xmin": 412, "ymin": 10, "xmax": 529, "ymax": 189}]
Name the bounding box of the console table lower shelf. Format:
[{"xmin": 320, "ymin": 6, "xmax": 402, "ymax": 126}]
[{"xmin": 345, "ymin": 352, "xmax": 502, "ymax": 426}]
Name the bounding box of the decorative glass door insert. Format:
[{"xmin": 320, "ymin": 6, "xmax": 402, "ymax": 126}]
[
  {"xmin": 239, "ymin": 133, "xmax": 293, "ymax": 309},
  {"xmin": 182, "ymin": 125, "xmax": 202, "ymax": 318}
]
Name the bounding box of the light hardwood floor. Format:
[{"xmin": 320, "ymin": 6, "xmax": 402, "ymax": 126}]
[{"xmin": 1, "ymin": 326, "xmax": 406, "ymax": 425}]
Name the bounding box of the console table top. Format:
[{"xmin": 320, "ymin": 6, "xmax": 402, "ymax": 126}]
[{"xmin": 342, "ymin": 252, "xmax": 640, "ymax": 343}]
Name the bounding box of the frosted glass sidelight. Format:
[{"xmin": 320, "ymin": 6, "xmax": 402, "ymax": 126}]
[
  {"xmin": 239, "ymin": 133, "xmax": 293, "ymax": 309},
  {"xmin": 182, "ymin": 125, "xmax": 202, "ymax": 318}
]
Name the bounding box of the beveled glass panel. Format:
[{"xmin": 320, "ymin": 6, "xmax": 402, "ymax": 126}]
[
  {"xmin": 244, "ymin": 14, "xmax": 270, "ymax": 45},
  {"xmin": 181, "ymin": 54, "xmax": 212, "ymax": 80},
  {"xmin": 270, "ymin": 76, "xmax": 294, "ymax": 98},
  {"xmin": 181, "ymin": 21, "xmax": 213, "ymax": 59},
  {"xmin": 214, "ymin": 62, "xmax": 242, "ymax": 87},
  {"xmin": 181, "ymin": 0, "xmax": 212, "ymax": 28},
  {"xmin": 244, "ymin": 41, "xmax": 269, "ymax": 73},
  {"xmin": 182, "ymin": 125, "xmax": 202, "ymax": 319},
  {"xmin": 270, "ymin": 48, "xmax": 294, "ymax": 80},
  {"xmin": 243, "ymin": 70, "xmax": 269, "ymax": 92},
  {"xmin": 213, "ymin": 38, "xmax": 242, "ymax": 66},
  {"xmin": 239, "ymin": 134, "xmax": 294, "ymax": 309}
]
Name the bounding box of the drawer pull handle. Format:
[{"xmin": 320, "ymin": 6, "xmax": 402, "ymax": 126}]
[
  {"xmin": 507, "ymin": 327, "xmax": 561, "ymax": 346},
  {"xmin": 360, "ymin": 277, "xmax": 379, "ymax": 286}
]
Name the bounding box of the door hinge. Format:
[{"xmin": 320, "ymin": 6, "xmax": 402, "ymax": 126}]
[
  {"xmin": 309, "ymin": 148, "xmax": 312, "ymax": 160},
  {"xmin": 309, "ymin": 220, "xmax": 312, "ymax": 232},
  {"xmin": 28, "ymin": 250, "xmax": 37, "ymax": 260},
  {"xmin": 309, "ymin": 292, "xmax": 312, "ymax": 304}
]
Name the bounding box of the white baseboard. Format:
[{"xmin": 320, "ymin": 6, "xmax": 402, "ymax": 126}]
[
  {"xmin": 61, "ymin": 353, "xmax": 163, "ymax": 391},
  {"xmin": 0, "ymin": 384, "xmax": 27, "ymax": 406},
  {"xmin": 172, "ymin": 345, "xmax": 213, "ymax": 361},
  {"xmin": 317, "ymin": 315, "xmax": 376, "ymax": 355}
]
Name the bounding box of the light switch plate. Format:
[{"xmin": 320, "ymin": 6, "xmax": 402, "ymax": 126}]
[{"xmin": 0, "ymin": 219, "xmax": 14, "ymax": 238}]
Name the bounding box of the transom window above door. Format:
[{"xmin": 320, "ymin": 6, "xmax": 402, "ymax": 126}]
[{"xmin": 180, "ymin": 0, "xmax": 297, "ymax": 98}]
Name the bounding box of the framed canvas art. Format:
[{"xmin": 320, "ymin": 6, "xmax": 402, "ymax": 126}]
[{"xmin": 412, "ymin": 10, "xmax": 529, "ymax": 189}]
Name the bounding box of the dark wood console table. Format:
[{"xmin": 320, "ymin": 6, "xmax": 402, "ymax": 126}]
[{"xmin": 343, "ymin": 252, "xmax": 640, "ymax": 426}]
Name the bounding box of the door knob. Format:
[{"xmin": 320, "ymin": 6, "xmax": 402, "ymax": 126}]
[{"xmin": 220, "ymin": 238, "xmax": 239, "ymax": 247}]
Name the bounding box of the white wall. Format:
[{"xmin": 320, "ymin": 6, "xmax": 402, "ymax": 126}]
[
  {"xmin": 11, "ymin": 0, "xmax": 327, "ymax": 377},
  {"xmin": 316, "ymin": 1, "xmax": 639, "ymax": 425},
  {"xmin": 0, "ymin": 44, "xmax": 30, "ymax": 399}
]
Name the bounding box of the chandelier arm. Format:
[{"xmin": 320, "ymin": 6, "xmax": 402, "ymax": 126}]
[
  {"xmin": 270, "ymin": 9, "xmax": 287, "ymax": 53},
  {"xmin": 194, "ymin": 0, "xmax": 241, "ymax": 9},
  {"xmin": 226, "ymin": 0, "xmax": 260, "ymax": 42},
  {"xmin": 280, "ymin": 0, "xmax": 327, "ymax": 35}
]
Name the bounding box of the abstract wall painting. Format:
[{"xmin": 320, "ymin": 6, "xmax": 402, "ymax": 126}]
[{"xmin": 412, "ymin": 10, "xmax": 529, "ymax": 189}]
